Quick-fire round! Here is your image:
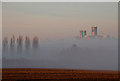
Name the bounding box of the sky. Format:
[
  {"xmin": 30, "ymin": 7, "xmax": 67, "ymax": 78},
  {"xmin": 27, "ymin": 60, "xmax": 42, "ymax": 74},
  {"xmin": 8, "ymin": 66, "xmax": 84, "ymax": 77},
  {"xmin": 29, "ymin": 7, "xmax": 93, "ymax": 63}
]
[{"xmin": 2, "ymin": 2, "xmax": 118, "ymax": 41}]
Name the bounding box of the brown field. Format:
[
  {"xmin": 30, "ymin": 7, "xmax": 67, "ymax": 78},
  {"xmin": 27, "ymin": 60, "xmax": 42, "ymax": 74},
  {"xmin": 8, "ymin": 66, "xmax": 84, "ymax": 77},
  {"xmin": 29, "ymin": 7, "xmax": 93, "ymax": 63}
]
[{"xmin": 2, "ymin": 68, "xmax": 119, "ymax": 81}]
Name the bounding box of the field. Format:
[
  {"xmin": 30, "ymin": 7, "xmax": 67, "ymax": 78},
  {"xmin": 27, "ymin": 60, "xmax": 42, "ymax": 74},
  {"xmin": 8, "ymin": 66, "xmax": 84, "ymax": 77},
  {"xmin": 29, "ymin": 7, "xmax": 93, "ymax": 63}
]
[{"xmin": 2, "ymin": 68, "xmax": 119, "ymax": 81}]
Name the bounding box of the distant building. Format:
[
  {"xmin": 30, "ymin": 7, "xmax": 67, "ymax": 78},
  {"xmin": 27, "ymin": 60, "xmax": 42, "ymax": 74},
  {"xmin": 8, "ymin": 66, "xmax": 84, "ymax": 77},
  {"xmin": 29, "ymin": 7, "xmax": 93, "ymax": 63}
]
[
  {"xmin": 80, "ymin": 30, "xmax": 87, "ymax": 38},
  {"xmin": 80, "ymin": 30, "xmax": 84, "ymax": 38},
  {"xmin": 91, "ymin": 26, "xmax": 97, "ymax": 36},
  {"xmin": 88, "ymin": 35, "xmax": 95, "ymax": 39},
  {"xmin": 97, "ymin": 35, "xmax": 103, "ymax": 39},
  {"xmin": 94, "ymin": 26, "xmax": 97, "ymax": 36},
  {"xmin": 84, "ymin": 30, "xmax": 87, "ymax": 36},
  {"xmin": 103, "ymin": 35, "xmax": 110, "ymax": 39}
]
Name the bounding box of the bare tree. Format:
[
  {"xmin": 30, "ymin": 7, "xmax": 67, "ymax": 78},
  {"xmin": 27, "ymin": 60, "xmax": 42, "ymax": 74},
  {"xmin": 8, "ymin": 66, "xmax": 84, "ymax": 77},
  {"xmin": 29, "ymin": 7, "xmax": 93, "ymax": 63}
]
[{"xmin": 2, "ymin": 37, "xmax": 8, "ymax": 58}]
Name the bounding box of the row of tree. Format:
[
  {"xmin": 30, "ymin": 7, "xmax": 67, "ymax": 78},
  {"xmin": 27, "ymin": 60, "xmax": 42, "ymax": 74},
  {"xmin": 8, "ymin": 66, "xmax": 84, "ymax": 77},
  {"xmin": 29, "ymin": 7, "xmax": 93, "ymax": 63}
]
[{"xmin": 3, "ymin": 35, "xmax": 39, "ymax": 51}]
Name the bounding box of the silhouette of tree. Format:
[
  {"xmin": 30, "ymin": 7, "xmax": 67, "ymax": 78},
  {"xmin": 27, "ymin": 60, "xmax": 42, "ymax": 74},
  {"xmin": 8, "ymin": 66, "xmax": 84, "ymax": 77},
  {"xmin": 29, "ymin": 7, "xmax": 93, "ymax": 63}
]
[
  {"xmin": 17, "ymin": 35, "xmax": 23, "ymax": 54},
  {"xmin": 2, "ymin": 37, "xmax": 8, "ymax": 58},
  {"xmin": 32, "ymin": 36, "xmax": 39, "ymax": 49},
  {"xmin": 10, "ymin": 35, "xmax": 15, "ymax": 50},
  {"xmin": 71, "ymin": 44, "xmax": 80, "ymax": 53},
  {"xmin": 25, "ymin": 36, "xmax": 30, "ymax": 49}
]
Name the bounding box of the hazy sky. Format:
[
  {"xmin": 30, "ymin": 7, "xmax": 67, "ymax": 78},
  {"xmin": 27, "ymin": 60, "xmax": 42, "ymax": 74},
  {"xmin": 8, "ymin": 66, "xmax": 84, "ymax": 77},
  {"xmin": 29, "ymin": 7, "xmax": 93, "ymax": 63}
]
[{"xmin": 2, "ymin": 2, "xmax": 118, "ymax": 41}]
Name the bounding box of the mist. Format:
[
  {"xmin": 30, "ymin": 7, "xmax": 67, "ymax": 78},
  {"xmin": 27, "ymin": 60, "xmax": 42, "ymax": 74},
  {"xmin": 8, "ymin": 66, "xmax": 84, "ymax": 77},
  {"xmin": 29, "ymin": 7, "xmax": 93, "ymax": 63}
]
[{"xmin": 2, "ymin": 38, "xmax": 118, "ymax": 71}]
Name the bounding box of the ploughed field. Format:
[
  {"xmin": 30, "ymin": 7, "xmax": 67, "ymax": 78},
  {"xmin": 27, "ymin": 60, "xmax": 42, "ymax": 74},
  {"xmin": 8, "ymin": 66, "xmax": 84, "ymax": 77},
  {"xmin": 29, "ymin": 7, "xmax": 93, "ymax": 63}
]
[{"xmin": 2, "ymin": 68, "xmax": 119, "ymax": 81}]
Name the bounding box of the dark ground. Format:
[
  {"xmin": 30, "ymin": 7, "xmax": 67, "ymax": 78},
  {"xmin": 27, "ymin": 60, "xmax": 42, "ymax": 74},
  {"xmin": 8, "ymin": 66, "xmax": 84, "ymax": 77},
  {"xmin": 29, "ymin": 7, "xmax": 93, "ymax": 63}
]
[{"xmin": 2, "ymin": 68, "xmax": 119, "ymax": 81}]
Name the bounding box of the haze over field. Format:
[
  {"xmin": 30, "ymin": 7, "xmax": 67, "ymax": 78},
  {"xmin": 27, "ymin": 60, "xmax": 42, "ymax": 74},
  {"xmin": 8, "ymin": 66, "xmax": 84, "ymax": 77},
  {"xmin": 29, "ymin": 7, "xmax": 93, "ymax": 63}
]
[
  {"xmin": 2, "ymin": 38, "xmax": 118, "ymax": 70},
  {"xmin": 2, "ymin": 2, "xmax": 118, "ymax": 71}
]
